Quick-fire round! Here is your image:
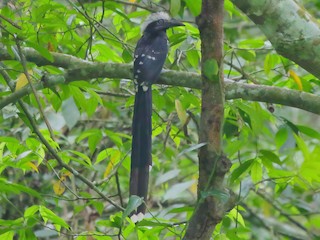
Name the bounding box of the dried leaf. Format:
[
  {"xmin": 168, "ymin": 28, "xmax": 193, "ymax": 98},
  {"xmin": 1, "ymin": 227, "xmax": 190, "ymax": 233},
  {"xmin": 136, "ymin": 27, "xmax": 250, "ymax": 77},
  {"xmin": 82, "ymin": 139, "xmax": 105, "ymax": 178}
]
[{"xmin": 53, "ymin": 180, "xmax": 65, "ymax": 195}]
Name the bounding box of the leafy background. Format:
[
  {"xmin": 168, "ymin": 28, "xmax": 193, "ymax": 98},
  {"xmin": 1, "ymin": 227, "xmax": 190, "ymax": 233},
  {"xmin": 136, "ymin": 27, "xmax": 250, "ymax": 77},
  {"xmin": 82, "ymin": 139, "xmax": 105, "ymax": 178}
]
[{"xmin": 0, "ymin": 0, "xmax": 320, "ymax": 239}]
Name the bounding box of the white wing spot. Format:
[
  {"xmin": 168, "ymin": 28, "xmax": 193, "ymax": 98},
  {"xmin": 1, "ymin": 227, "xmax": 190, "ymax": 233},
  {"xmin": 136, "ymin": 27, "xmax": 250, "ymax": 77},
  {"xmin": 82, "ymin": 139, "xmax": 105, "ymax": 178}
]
[
  {"xmin": 152, "ymin": 57, "xmax": 156, "ymax": 60},
  {"xmin": 134, "ymin": 75, "xmax": 138, "ymax": 79},
  {"xmin": 137, "ymin": 69, "xmax": 141, "ymax": 73},
  {"xmin": 141, "ymin": 54, "xmax": 145, "ymax": 57},
  {"xmin": 139, "ymin": 61, "xmax": 143, "ymax": 65},
  {"xmin": 142, "ymin": 85, "xmax": 149, "ymax": 92},
  {"xmin": 130, "ymin": 212, "xmax": 145, "ymax": 223}
]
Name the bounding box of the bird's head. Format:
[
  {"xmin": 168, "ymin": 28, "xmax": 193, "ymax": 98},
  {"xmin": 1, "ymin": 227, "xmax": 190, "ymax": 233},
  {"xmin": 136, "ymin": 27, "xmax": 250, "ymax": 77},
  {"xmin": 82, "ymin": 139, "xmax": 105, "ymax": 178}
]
[{"xmin": 141, "ymin": 12, "xmax": 184, "ymax": 34}]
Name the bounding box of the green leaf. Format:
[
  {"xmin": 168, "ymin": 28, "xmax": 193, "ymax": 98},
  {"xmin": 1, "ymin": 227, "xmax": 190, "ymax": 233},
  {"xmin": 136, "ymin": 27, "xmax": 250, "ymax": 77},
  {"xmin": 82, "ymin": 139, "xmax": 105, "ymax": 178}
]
[
  {"xmin": 96, "ymin": 149, "xmax": 108, "ymax": 164},
  {"xmin": 238, "ymin": 50, "xmax": 256, "ymax": 61},
  {"xmin": 122, "ymin": 49, "xmax": 132, "ymax": 63},
  {"xmin": 168, "ymin": 206, "xmax": 194, "ymax": 213},
  {"xmin": 39, "ymin": 206, "xmax": 70, "ymax": 229},
  {"xmin": 186, "ymin": 49, "xmax": 199, "ymax": 68},
  {"xmin": 68, "ymin": 150, "xmax": 92, "ymax": 166},
  {"xmin": 294, "ymin": 133, "xmax": 310, "ymax": 160},
  {"xmin": 122, "ymin": 195, "xmax": 144, "ymax": 221},
  {"xmin": 259, "ymin": 150, "xmax": 282, "ymax": 165},
  {"xmin": 203, "ymin": 59, "xmax": 219, "ymax": 80},
  {"xmin": 0, "ymin": 218, "xmax": 23, "ymax": 227},
  {"xmin": 0, "ymin": 180, "xmax": 42, "ymax": 198},
  {"xmin": 184, "ymin": 0, "xmax": 201, "ymax": 16},
  {"xmin": 275, "ymin": 127, "xmax": 288, "ymax": 149},
  {"xmin": 24, "ymin": 205, "xmax": 39, "ymax": 218},
  {"xmin": 0, "ymin": 231, "xmax": 14, "ymax": 240},
  {"xmin": 85, "ymin": 95, "xmax": 98, "ymax": 118},
  {"xmin": 77, "ymin": 128, "xmax": 101, "ymax": 142},
  {"xmin": 200, "ymin": 189, "xmax": 230, "ymax": 203},
  {"xmin": 264, "ymin": 53, "xmax": 279, "ymax": 75},
  {"xmin": 178, "ymin": 142, "xmax": 207, "ymax": 157},
  {"xmin": 225, "ymin": 0, "xmax": 236, "ymax": 17},
  {"xmin": 18, "ymin": 228, "xmax": 37, "ymax": 240},
  {"xmin": 90, "ymin": 200, "xmax": 104, "ymax": 215},
  {"xmin": 238, "ymin": 39, "xmax": 264, "ymax": 49},
  {"xmin": 88, "ymin": 130, "xmax": 103, "ymax": 154},
  {"xmin": 105, "ymin": 130, "xmax": 123, "ymax": 148},
  {"xmin": 170, "ymin": 0, "xmax": 181, "ymax": 16},
  {"xmin": 26, "ymin": 41, "xmax": 54, "ymax": 62},
  {"xmin": 282, "ymin": 118, "xmax": 299, "ymax": 134},
  {"xmin": 169, "ymin": 33, "xmax": 186, "ymax": 46},
  {"xmin": 230, "ymin": 159, "xmax": 254, "ymax": 183},
  {"xmin": 137, "ymin": 219, "xmax": 172, "ymax": 227},
  {"xmin": 297, "ymin": 125, "xmax": 320, "ymax": 140},
  {"xmin": 251, "ymin": 159, "xmax": 263, "ymax": 184},
  {"xmin": 228, "ymin": 208, "xmax": 246, "ymax": 227},
  {"xmin": 0, "ymin": 136, "xmax": 20, "ymax": 145}
]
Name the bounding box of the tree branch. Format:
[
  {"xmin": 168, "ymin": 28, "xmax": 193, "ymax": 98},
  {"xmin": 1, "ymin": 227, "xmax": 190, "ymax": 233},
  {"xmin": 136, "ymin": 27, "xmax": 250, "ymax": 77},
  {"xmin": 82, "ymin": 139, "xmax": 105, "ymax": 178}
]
[
  {"xmin": 1, "ymin": 52, "xmax": 320, "ymax": 115},
  {"xmin": 231, "ymin": 0, "xmax": 320, "ymax": 79}
]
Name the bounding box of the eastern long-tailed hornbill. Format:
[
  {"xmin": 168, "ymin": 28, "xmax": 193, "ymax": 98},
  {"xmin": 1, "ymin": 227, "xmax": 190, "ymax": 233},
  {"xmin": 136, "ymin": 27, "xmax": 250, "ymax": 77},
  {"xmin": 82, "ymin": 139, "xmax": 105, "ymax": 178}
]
[{"xmin": 130, "ymin": 12, "xmax": 184, "ymax": 215}]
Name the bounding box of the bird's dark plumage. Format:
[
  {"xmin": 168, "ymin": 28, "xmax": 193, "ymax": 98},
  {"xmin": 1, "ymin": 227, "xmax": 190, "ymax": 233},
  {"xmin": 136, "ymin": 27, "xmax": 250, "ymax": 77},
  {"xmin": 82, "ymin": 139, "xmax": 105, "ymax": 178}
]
[{"xmin": 130, "ymin": 12, "xmax": 184, "ymax": 216}]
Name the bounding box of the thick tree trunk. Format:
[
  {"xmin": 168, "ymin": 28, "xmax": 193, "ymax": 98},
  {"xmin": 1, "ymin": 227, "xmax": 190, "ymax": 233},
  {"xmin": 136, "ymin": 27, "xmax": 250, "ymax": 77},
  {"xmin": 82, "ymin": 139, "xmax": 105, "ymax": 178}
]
[{"xmin": 183, "ymin": 0, "xmax": 234, "ymax": 239}]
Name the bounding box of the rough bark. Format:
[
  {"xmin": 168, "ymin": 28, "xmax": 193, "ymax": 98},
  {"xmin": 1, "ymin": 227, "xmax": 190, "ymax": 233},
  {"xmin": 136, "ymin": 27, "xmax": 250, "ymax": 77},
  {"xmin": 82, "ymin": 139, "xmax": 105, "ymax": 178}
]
[
  {"xmin": 1, "ymin": 49, "xmax": 320, "ymax": 114},
  {"xmin": 232, "ymin": 0, "xmax": 320, "ymax": 79},
  {"xmin": 183, "ymin": 0, "xmax": 233, "ymax": 239}
]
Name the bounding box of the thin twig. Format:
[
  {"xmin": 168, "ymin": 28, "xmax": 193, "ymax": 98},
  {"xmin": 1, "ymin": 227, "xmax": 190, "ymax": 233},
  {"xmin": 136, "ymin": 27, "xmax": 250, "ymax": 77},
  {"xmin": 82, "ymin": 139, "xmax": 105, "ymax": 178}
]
[
  {"xmin": 0, "ymin": 13, "xmax": 22, "ymax": 29},
  {"xmin": 115, "ymin": 172, "xmax": 124, "ymax": 207},
  {"xmin": 15, "ymin": 39, "xmax": 55, "ymax": 139}
]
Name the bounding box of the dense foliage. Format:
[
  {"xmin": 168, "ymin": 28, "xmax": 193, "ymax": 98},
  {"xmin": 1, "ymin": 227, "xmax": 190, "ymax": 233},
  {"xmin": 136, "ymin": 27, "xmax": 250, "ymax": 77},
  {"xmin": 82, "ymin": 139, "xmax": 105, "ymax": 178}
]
[{"xmin": 0, "ymin": 0, "xmax": 319, "ymax": 239}]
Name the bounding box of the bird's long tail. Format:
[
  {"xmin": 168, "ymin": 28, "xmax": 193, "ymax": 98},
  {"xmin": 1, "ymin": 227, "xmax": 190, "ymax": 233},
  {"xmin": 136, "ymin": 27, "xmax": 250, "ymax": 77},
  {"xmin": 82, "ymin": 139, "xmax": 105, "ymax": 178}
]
[{"xmin": 130, "ymin": 86, "xmax": 152, "ymax": 214}]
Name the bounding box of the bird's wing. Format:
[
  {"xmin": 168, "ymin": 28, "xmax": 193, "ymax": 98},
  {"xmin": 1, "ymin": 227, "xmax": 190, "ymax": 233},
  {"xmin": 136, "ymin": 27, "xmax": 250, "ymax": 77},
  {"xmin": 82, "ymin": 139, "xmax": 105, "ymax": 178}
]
[{"xmin": 133, "ymin": 34, "xmax": 168, "ymax": 87}]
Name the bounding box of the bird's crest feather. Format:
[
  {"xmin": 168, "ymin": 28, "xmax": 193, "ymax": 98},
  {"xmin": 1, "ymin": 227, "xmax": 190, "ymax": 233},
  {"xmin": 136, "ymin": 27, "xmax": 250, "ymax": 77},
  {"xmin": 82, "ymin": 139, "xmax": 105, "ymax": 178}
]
[{"xmin": 141, "ymin": 12, "xmax": 170, "ymax": 33}]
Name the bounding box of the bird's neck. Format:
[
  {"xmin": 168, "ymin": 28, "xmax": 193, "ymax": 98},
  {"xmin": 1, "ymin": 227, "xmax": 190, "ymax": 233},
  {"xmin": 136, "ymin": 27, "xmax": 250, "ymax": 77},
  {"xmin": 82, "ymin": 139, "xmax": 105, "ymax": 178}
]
[{"xmin": 144, "ymin": 30, "xmax": 167, "ymax": 38}]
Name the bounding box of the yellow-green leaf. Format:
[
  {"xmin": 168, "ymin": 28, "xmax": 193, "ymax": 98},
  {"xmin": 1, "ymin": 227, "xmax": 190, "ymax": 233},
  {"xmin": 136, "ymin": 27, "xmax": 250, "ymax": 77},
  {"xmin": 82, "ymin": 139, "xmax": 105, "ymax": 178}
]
[
  {"xmin": 27, "ymin": 162, "xmax": 39, "ymax": 173},
  {"xmin": 53, "ymin": 180, "xmax": 65, "ymax": 196},
  {"xmin": 251, "ymin": 159, "xmax": 262, "ymax": 184},
  {"xmin": 288, "ymin": 69, "xmax": 303, "ymax": 90},
  {"xmin": 104, "ymin": 149, "xmax": 121, "ymax": 178},
  {"xmin": 175, "ymin": 99, "xmax": 187, "ymax": 125},
  {"xmin": 15, "ymin": 69, "xmax": 33, "ymax": 91}
]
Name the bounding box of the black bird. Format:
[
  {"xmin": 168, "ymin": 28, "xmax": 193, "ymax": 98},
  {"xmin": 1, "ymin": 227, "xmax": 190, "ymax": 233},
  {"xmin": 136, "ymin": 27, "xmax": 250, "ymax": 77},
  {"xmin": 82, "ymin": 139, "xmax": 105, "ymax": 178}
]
[{"xmin": 130, "ymin": 12, "xmax": 184, "ymax": 216}]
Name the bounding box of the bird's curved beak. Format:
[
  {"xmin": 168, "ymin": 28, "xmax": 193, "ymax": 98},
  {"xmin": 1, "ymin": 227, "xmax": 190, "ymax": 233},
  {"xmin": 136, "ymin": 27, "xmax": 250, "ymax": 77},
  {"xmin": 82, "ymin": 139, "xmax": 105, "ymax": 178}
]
[{"xmin": 167, "ymin": 19, "xmax": 185, "ymax": 28}]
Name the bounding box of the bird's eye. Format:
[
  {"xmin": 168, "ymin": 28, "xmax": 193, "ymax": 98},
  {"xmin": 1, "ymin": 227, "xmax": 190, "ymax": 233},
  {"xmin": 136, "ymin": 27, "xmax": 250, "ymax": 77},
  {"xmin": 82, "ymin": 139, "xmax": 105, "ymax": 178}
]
[{"xmin": 157, "ymin": 19, "xmax": 164, "ymax": 25}]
